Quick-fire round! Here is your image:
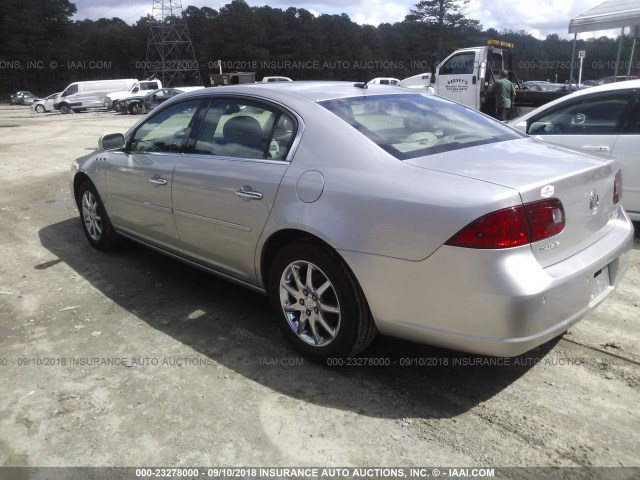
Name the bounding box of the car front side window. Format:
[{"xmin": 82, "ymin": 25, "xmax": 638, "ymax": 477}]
[
  {"xmin": 193, "ymin": 99, "xmax": 296, "ymax": 160},
  {"xmin": 131, "ymin": 100, "xmax": 202, "ymax": 153}
]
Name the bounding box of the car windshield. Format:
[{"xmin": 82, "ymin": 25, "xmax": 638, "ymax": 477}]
[{"xmin": 319, "ymin": 93, "xmax": 521, "ymax": 159}]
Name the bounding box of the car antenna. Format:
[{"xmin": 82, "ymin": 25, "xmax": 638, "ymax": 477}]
[{"xmin": 354, "ymin": 82, "xmax": 368, "ymax": 89}]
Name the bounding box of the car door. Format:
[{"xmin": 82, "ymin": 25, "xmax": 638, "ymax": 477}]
[
  {"xmin": 436, "ymin": 51, "xmax": 480, "ymax": 110},
  {"xmin": 612, "ymin": 91, "xmax": 640, "ymax": 218},
  {"xmin": 172, "ymin": 97, "xmax": 297, "ymax": 284},
  {"xmin": 525, "ymin": 90, "xmax": 636, "ymax": 156},
  {"xmin": 105, "ymin": 99, "xmax": 204, "ymax": 250},
  {"xmin": 60, "ymin": 84, "xmax": 80, "ymax": 107}
]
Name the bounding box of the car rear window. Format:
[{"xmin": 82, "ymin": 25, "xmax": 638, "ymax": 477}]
[{"xmin": 319, "ymin": 93, "xmax": 521, "ymax": 159}]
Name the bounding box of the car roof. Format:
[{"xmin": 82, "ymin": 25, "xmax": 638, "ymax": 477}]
[
  {"xmin": 184, "ymin": 81, "xmax": 420, "ymax": 102},
  {"xmin": 557, "ymin": 78, "xmax": 640, "ymax": 98}
]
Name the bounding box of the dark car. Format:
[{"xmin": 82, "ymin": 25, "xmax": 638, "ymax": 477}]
[
  {"xmin": 10, "ymin": 91, "xmax": 36, "ymax": 105},
  {"xmin": 124, "ymin": 88, "xmax": 192, "ymax": 115}
]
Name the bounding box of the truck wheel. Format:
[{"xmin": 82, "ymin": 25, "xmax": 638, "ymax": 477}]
[{"xmin": 59, "ymin": 104, "xmax": 71, "ymax": 114}]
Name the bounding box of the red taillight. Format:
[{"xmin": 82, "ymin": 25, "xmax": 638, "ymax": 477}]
[
  {"xmin": 613, "ymin": 169, "xmax": 622, "ymax": 204},
  {"xmin": 447, "ymin": 199, "xmax": 565, "ymax": 249},
  {"xmin": 526, "ymin": 199, "xmax": 565, "ymax": 242}
]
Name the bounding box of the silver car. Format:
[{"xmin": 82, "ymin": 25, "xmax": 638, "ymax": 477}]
[
  {"xmin": 70, "ymin": 82, "xmax": 634, "ymax": 359},
  {"xmin": 32, "ymin": 93, "xmax": 60, "ymax": 113},
  {"xmin": 510, "ymin": 79, "xmax": 640, "ymax": 221}
]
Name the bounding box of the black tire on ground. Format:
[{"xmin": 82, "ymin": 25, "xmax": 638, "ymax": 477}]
[
  {"xmin": 76, "ymin": 179, "xmax": 121, "ymax": 250},
  {"xmin": 129, "ymin": 102, "xmax": 144, "ymax": 115},
  {"xmin": 268, "ymin": 242, "xmax": 377, "ymax": 360},
  {"xmin": 113, "ymin": 102, "xmax": 123, "ymax": 113},
  {"xmin": 59, "ymin": 104, "xmax": 71, "ymax": 114},
  {"xmin": 35, "ymin": 104, "xmax": 45, "ymax": 113}
]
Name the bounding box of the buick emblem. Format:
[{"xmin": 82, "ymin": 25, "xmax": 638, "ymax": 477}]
[{"xmin": 589, "ymin": 191, "xmax": 599, "ymax": 214}]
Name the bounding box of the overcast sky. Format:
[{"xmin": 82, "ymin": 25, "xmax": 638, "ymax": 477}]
[{"xmin": 71, "ymin": 0, "xmax": 617, "ymax": 40}]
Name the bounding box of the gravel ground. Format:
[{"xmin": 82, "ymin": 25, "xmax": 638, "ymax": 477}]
[{"xmin": 0, "ymin": 105, "xmax": 639, "ymax": 474}]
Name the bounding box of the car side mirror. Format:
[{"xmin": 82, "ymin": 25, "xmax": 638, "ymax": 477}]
[{"xmin": 99, "ymin": 133, "xmax": 125, "ymax": 150}]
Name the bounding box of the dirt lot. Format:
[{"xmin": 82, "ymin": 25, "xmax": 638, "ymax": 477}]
[{"xmin": 0, "ymin": 104, "xmax": 639, "ymax": 473}]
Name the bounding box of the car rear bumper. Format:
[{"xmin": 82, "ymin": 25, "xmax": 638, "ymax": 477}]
[{"xmin": 340, "ymin": 207, "xmax": 634, "ymax": 357}]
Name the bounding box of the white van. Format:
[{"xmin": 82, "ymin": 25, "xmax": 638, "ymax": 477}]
[{"xmin": 54, "ymin": 79, "xmax": 137, "ymax": 114}]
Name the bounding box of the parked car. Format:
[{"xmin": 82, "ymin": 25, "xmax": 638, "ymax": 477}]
[
  {"xmin": 261, "ymin": 76, "xmax": 292, "ymax": 82},
  {"xmin": 597, "ymin": 75, "xmax": 639, "ymax": 85},
  {"xmin": 70, "ymin": 82, "xmax": 633, "ymax": 359},
  {"xmin": 11, "ymin": 91, "xmax": 36, "ymax": 105},
  {"xmin": 32, "ymin": 93, "xmax": 61, "ymax": 113},
  {"xmin": 123, "ymin": 87, "xmax": 204, "ymax": 115},
  {"xmin": 367, "ymin": 77, "xmax": 400, "ymax": 86},
  {"xmin": 524, "ymin": 81, "xmax": 565, "ymax": 92},
  {"xmin": 509, "ymin": 79, "xmax": 640, "ymax": 222}
]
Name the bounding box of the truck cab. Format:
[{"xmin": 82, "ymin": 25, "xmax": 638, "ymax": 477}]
[{"xmin": 431, "ymin": 40, "xmax": 515, "ymax": 114}]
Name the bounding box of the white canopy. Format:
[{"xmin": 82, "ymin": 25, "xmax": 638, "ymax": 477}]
[
  {"xmin": 569, "ymin": 0, "xmax": 640, "ymax": 34},
  {"xmin": 568, "ymin": 0, "xmax": 640, "ymax": 81}
]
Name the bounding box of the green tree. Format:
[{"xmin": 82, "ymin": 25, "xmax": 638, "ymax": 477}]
[{"xmin": 405, "ymin": 0, "xmax": 479, "ymax": 56}]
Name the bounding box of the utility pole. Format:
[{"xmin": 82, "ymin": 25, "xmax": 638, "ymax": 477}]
[{"xmin": 144, "ymin": 0, "xmax": 201, "ymax": 87}]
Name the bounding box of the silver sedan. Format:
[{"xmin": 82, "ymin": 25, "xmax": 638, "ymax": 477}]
[{"xmin": 70, "ymin": 82, "xmax": 634, "ymax": 359}]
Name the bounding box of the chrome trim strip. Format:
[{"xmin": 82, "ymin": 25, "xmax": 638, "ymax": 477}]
[{"xmin": 110, "ymin": 194, "xmax": 172, "ymax": 213}]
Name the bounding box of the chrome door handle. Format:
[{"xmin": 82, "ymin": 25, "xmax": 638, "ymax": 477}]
[
  {"xmin": 582, "ymin": 145, "xmax": 610, "ymax": 152},
  {"xmin": 235, "ymin": 188, "xmax": 263, "ymax": 200},
  {"xmin": 149, "ymin": 175, "xmax": 168, "ymax": 185}
]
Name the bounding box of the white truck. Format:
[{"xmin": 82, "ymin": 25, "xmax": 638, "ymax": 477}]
[
  {"xmin": 104, "ymin": 79, "xmax": 163, "ymax": 112},
  {"xmin": 430, "ymin": 40, "xmax": 571, "ymax": 117}
]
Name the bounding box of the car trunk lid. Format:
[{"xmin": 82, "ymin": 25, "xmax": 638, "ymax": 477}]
[{"xmin": 405, "ymin": 138, "xmax": 619, "ymax": 268}]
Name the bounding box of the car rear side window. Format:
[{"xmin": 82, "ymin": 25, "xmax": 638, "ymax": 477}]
[
  {"xmin": 193, "ymin": 99, "xmax": 296, "ymax": 160},
  {"xmin": 320, "ymin": 93, "xmax": 519, "ymax": 160}
]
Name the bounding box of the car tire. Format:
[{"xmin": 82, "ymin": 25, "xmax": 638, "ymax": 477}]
[
  {"xmin": 129, "ymin": 102, "xmax": 144, "ymax": 115},
  {"xmin": 35, "ymin": 104, "xmax": 45, "ymax": 113},
  {"xmin": 113, "ymin": 102, "xmax": 123, "ymax": 113},
  {"xmin": 268, "ymin": 242, "xmax": 377, "ymax": 360},
  {"xmin": 59, "ymin": 104, "xmax": 71, "ymax": 114},
  {"xmin": 77, "ymin": 179, "xmax": 121, "ymax": 250}
]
